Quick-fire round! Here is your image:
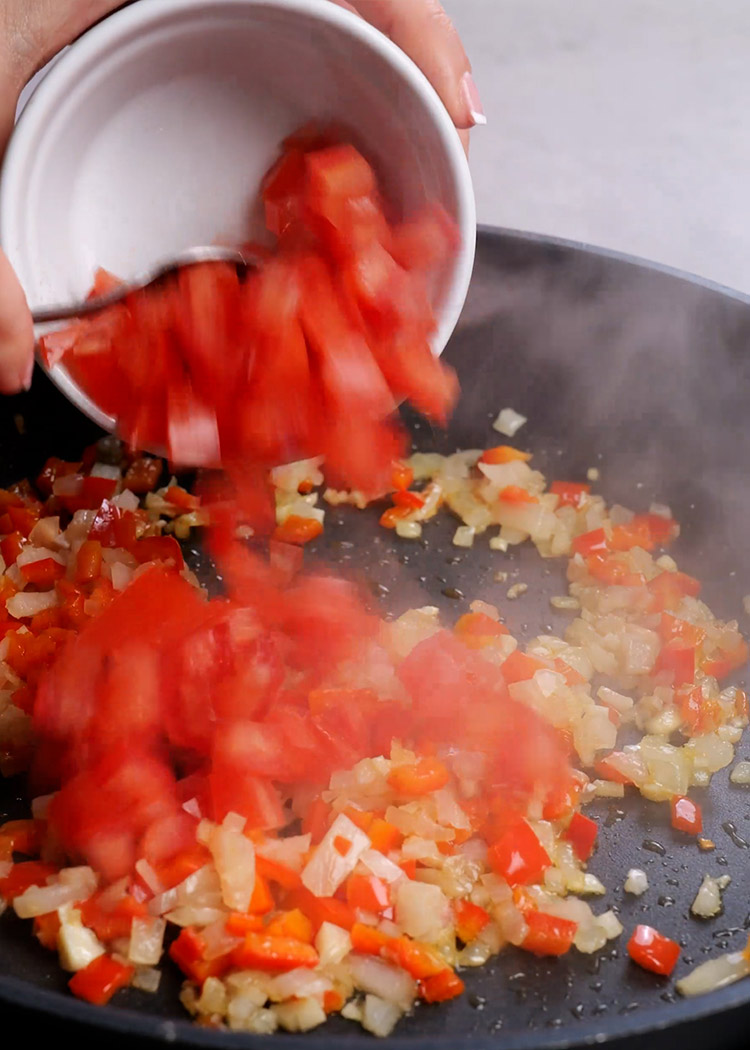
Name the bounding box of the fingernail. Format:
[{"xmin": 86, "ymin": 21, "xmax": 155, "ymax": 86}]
[
  {"xmin": 461, "ymin": 72, "xmax": 486, "ymax": 126},
  {"xmin": 20, "ymin": 357, "xmax": 34, "ymax": 391}
]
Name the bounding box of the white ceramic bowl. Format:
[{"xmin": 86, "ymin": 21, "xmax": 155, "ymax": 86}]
[{"xmin": 0, "ymin": 0, "xmax": 475, "ymax": 432}]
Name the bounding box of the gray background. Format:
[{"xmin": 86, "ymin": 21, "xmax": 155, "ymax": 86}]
[{"xmin": 444, "ymin": 0, "xmax": 750, "ymax": 292}]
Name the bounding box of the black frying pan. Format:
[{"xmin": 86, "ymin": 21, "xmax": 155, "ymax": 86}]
[{"xmin": 2, "ymin": 226, "xmax": 750, "ymax": 1050}]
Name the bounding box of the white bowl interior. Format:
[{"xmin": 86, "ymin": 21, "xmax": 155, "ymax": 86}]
[{"xmin": 1, "ymin": 0, "xmax": 475, "ymax": 431}]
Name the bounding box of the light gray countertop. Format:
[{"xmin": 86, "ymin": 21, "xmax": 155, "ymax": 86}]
[{"xmin": 444, "ymin": 0, "xmax": 750, "ymax": 293}]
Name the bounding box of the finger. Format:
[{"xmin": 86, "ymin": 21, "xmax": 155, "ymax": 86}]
[
  {"xmin": 347, "ymin": 0, "xmax": 486, "ymax": 129},
  {"xmin": 458, "ymin": 128, "xmax": 470, "ymax": 158},
  {"xmin": 0, "ymin": 250, "xmax": 34, "ymax": 394}
]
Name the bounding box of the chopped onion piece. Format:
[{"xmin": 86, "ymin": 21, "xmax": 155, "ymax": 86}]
[
  {"xmin": 730, "ymin": 761, "xmax": 750, "ymax": 785},
  {"xmin": 624, "ymin": 869, "xmax": 649, "ymax": 896},
  {"xmin": 301, "ymin": 814, "xmax": 370, "ymax": 897},
  {"xmin": 129, "ymin": 916, "xmax": 166, "ymax": 965},
  {"xmin": 361, "ymin": 995, "xmax": 403, "ymax": 1038},
  {"xmin": 677, "ymin": 950, "xmax": 750, "ymax": 997},
  {"xmin": 348, "ymin": 954, "xmax": 417, "ymax": 1009},
  {"xmin": 691, "ymin": 874, "xmax": 731, "ymax": 918},
  {"xmin": 452, "ymin": 525, "xmax": 475, "ymax": 548},
  {"xmin": 274, "ymin": 997, "xmax": 327, "ymax": 1033},
  {"xmin": 209, "ymin": 823, "xmax": 256, "ymax": 912},
  {"xmin": 394, "ymin": 879, "xmax": 450, "ymax": 942},
  {"xmin": 132, "ymin": 965, "xmax": 162, "ymax": 993},
  {"xmin": 315, "ymin": 921, "xmax": 352, "ymax": 967},
  {"xmin": 493, "ymin": 408, "xmax": 527, "ymax": 437},
  {"xmin": 360, "ymin": 849, "xmax": 406, "ymax": 884},
  {"xmin": 135, "ymin": 858, "xmax": 165, "ymax": 895},
  {"xmin": 7, "ymin": 591, "xmax": 58, "ymax": 619}
]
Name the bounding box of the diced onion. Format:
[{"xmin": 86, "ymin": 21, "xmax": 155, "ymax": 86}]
[
  {"xmin": 6, "ymin": 591, "xmax": 58, "ymax": 619},
  {"xmin": 274, "ymin": 997, "xmax": 327, "ymax": 1033},
  {"xmin": 730, "ymin": 761, "xmax": 750, "ymax": 785},
  {"xmin": 301, "ymin": 814, "xmax": 370, "ymax": 897},
  {"xmin": 361, "ymin": 995, "xmax": 403, "ymax": 1038},
  {"xmin": 677, "ymin": 950, "xmax": 750, "ymax": 997},
  {"xmin": 493, "ymin": 408, "xmax": 527, "ymax": 437},
  {"xmin": 347, "ymin": 954, "xmax": 416, "ymax": 1009},
  {"xmin": 209, "ymin": 824, "xmax": 256, "ymax": 912},
  {"xmin": 624, "ymin": 869, "xmax": 649, "ymax": 896},
  {"xmin": 132, "ymin": 966, "xmax": 162, "ymax": 993},
  {"xmin": 691, "ymin": 874, "xmax": 731, "ymax": 918},
  {"xmin": 394, "ymin": 880, "xmax": 450, "ymax": 943},
  {"xmin": 128, "ymin": 916, "xmax": 166, "ymax": 965}
]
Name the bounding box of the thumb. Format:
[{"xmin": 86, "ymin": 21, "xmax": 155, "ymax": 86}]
[
  {"xmin": 349, "ymin": 0, "xmax": 486, "ymax": 129},
  {"xmin": 0, "ymin": 249, "xmax": 34, "ymax": 394}
]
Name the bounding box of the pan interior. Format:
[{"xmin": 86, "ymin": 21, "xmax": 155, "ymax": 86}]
[{"xmin": 1, "ymin": 228, "xmax": 750, "ymax": 1049}]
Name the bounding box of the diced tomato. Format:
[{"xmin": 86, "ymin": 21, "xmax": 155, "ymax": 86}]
[
  {"xmin": 225, "ymin": 912, "xmax": 264, "ymax": 936},
  {"xmin": 387, "ymin": 756, "xmax": 450, "ymax": 796},
  {"xmin": 265, "ymin": 908, "xmax": 314, "ymax": 943},
  {"xmin": 420, "ymin": 968, "xmax": 465, "ymax": 1003},
  {"xmin": 0, "ymin": 531, "xmax": 24, "ymax": 566},
  {"xmin": 75, "ymin": 540, "xmax": 103, "ymax": 583},
  {"xmin": 384, "ymin": 937, "xmax": 447, "ymax": 979},
  {"xmin": 165, "ymin": 486, "xmax": 200, "ymax": 512},
  {"xmin": 571, "ymin": 528, "xmax": 609, "ymax": 557},
  {"xmin": 454, "ymin": 611, "xmax": 510, "ymax": 649},
  {"xmin": 346, "ymin": 874, "xmax": 391, "ymax": 914},
  {"xmin": 653, "ymin": 640, "xmax": 695, "ymax": 688},
  {"xmin": 392, "ymin": 489, "xmax": 425, "ymax": 510},
  {"xmin": 670, "ymin": 795, "xmax": 702, "ymax": 835},
  {"xmin": 301, "ymin": 796, "xmax": 332, "ymax": 844},
  {"xmin": 499, "ymin": 485, "xmax": 537, "ymax": 505},
  {"xmin": 0, "ymin": 819, "xmax": 44, "ymax": 857},
  {"xmin": 306, "ymin": 144, "xmax": 377, "ymax": 209},
  {"xmin": 389, "ymin": 203, "xmax": 459, "ymax": 272},
  {"xmin": 284, "ymin": 887, "xmax": 355, "ymax": 932},
  {"xmin": 501, "ymin": 650, "xmax": 548, "ymax": 685},
  {"xmin": 647, "ymin": 571, "xmax": 701, "ymax": 612},
  {"xmin": 522, "ymin": 911, "xmax": 577, "ymax": 956},
  {"xmin": 379, "ymin": 505, "xmax": 412, "ymax": 528},
  {"xmin": 367, "ymin": 817, "xmax": 403, "ymax": 854},
  {"xmin": 323, "ymin": 989, "xmax": 345, "ymax": 1013},
  {"xmin": 550, "ymin": 481, "xmax": 590, "ymax": 508},
  {"xmin": 479, "ymin": 446, "xmax": 531, "ymax": 465},
  {"xmin": 79, "ymin": 892, "xmax": 148, "ymax": 941},
  {"xmin": 542, "ymin": 776, "xmax": 583, "ymax": 821},
  {"xmin": 702, "ymin": 638, "xmax": 749, "ymax": 680},
  {"xmin": 19, "ymin": 557, "xmax": 65, "ymax": 588},
  {"xmin": 585, "ymin": 553, "xmax": 645, "ymax": 588},
  {"xmin": 0, "ymin": 860, "xmax": 57, "ymax": 902},
  {"xmin": 627, "ymin": 924, "xmax": 680, "ymax": 976},
  {"xmin": 273, "ymin": 515, "xmax": 323, "ymax": 546},
  {"xmin": 453, "ymin": 899, "xmax": 490, "ymax": 944},
  {"xmin": 391, "ymin": 462, "xmax": 414, "ymax": 491},
  {"xmin": 564, "ymin": 812, "xmax": 598, "ymax": 861},
  {"xmin": 123, "ymin": 457, "xmax": 163, "ymax": 494},
  {"xmin": 170, "ymin": 927, "xmax": 231, "ymax": 984},
  {"xmin": 8, "ymin": 505, "xmax": 39, "ymax": 537},
  {"xmin": 132, "ymin": 535, "xmax": 184, "ymax": 568},
  {"xmin": 659, "ymin": 613, "xmax": 706, "ymax": 648},
  {"xmin": 36, "ymin": 457, "xmax": 81, "ymax": 497},
  {"xmin": 231, "ymin": 931, "xmax": 319, "ymax": 972},
  {"xmin": 350, "ymin": 922, "xmax": 391, "ymax": 955},
  {"xmin": 69, "ymin": 954, "xmax": 134, "ymax": 1005},
  {"xmin": 33, "ymin": 911, "xmax": 62, "ymax": 951},
  {"xmin": 488, "ymin": 820, "xmax": 551, "ymax": 886}
]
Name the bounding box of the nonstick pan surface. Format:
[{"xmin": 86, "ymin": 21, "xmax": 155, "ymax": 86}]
[{"xmin": 1, "ymin": 226, "xmax": 750, "ymax": 1050}]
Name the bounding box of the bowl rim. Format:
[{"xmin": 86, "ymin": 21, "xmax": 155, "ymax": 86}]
[{"xmin": 0, "ymin": 0, "xmax": 476, "ymax": 436}]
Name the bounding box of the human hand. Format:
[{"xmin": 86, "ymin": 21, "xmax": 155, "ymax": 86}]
[{"xmin": 0, "ymin": 0, "xmax": 481, "ymax": 394}]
